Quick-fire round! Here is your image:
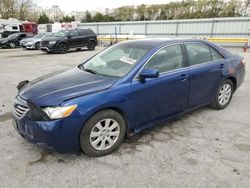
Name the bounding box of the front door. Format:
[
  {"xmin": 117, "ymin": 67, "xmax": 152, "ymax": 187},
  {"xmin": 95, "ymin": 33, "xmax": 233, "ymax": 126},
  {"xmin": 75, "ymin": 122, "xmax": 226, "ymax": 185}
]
[{"xmin": 128, "ymin": 44, "xmax": 189, "ymax": 128}]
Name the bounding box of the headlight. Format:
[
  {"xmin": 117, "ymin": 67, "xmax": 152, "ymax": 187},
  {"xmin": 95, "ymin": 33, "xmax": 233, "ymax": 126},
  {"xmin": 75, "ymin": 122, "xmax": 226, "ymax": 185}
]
[
  {"xmin": 43, "ymin": 105, "xmax": 77, "ymax": 119},
  {"xmin": 49, "ymin": 41, "xmax": 57, "ymax": 45}
]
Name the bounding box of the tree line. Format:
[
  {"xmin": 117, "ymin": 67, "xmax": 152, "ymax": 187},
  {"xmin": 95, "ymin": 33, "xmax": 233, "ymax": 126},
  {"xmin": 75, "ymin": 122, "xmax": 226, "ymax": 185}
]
[
  {"xmin": 81, "ymin": 0, "xmax": 250, "ymax": 22},
  {"xmin": 1, "ymin": 0, "xmax": 250, "ymax": 24}
]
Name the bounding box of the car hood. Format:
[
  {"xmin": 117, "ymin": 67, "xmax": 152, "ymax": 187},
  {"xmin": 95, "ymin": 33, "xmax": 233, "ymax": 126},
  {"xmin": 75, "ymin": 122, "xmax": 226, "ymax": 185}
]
[
  {"xmin": 19, "ymin": 68, "xmax": 117, "ymax": 106},
  {"xmin": 21, "ymin": 38, "xmax": 38, "ymax": 43},
  {"xmin": 0, "ymin": 38, "xmax": 8, "ymax": 43},
  {"xmin": 42, "ymin": 36, "xmax": 64, "ymax": 41}
]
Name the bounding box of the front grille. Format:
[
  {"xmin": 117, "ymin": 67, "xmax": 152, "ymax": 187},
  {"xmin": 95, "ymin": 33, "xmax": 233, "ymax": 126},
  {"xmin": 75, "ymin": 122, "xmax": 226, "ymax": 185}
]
[{"xmin": 13, "ymin": 96, "xmax": 29, "ymax": 119}]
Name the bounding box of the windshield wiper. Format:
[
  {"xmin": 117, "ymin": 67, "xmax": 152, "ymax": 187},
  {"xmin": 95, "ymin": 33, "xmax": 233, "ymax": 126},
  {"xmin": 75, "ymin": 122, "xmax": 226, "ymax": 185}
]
[
  {"xmin": 84, "ymin": 68, "xmax": 97, "ymax": 75},
  {"xmin": 78, "ymin": 65, "xmax": 97, "ymax": 75}
]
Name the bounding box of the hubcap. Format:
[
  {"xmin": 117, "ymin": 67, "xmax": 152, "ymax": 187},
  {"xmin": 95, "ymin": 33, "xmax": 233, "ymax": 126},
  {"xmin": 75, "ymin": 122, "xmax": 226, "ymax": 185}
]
[
  {"xmin": 10, "ymin": 43, "xmax": 15, "ymax": 48},
  {"xmin": 89, "ymin": 42, "xmax": 94, "ymax": 49},
  {"xmin": 90, "ymin": 118, "xmax": 120, "ymax": 151},
  {"xmin": 60, "ymin": 45, "xmax": 67, "ymax": 53},
  {"xmin": 218, "ymin": 83, "xmax": 232, "ymax": 106}
]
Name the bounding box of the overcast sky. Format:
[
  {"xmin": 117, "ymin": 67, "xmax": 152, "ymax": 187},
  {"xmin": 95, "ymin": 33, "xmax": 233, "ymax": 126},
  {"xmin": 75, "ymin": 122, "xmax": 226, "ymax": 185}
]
[{"xmin": 35, "ymin": 0, "xmax": 176, "ymax": 12}]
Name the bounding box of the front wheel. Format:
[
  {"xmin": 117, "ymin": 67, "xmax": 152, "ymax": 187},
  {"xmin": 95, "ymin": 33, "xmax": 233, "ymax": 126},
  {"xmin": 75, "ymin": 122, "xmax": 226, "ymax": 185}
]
[
  {"xmin": 80, "ymin": 110, "xmax": 126, "ymax": 157},
  {"xmin": 212, "ymin": 79, "xmax": 234, "ymax": 109},
  {"xmin": 35, "ymin": 42, "xmax": 40, "ymax": 49},
  {"xmin": 9, "ymin": 42, "xmax": 16, "ymax": 48},
  {"xmin": 57, "ymin": 43, "xmax": 68, "ymax": 54}
]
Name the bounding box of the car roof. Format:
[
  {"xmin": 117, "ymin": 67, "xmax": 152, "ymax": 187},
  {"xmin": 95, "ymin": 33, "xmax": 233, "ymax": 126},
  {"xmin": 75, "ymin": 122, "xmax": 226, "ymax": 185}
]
[{"xmin": 120, "ymin": 38, "xmax": 209, "ymax": 47}]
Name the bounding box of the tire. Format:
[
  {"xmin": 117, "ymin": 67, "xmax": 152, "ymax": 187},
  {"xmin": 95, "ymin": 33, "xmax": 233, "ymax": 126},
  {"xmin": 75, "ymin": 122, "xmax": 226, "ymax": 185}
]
[
  {"xmin": 57, "ymin": 43, "xmax": 68, "ymax": 54},
  {"xmin": 9, "ymin": 42, "xmax": 16, "ymax": 48},
  {"xmin": 35, "ymin": 42, "xmax": 40, "ymax": 50},
  {"xmin": 80, "ymin": 110, "xmax": 126, "ymax": 157},
  {"xmin": 87, "ymin": 41, "xmax": 96, "ymax": 51},
  {"xmin": 76, "ymin": 48, "xmax": 81, "ymax": 51},
  {"xmin": 212, "ymin": 79, "xmax": 234, "ymax": 110}
]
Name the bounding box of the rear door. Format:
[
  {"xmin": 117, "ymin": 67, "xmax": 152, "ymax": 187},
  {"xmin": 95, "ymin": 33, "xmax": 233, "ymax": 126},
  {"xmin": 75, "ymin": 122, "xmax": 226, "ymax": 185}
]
[
  {"xmin": 184, "ymin": 42, "xmax": 225, "ymax": 107},
  {"xmin": 128, "ymin": 44, "xmax": 189, "ymax": 128},
  {"xmin": 78, "ymin": 29, "xmax": 90, "ymax": 46},
  {"xmin": 67, "ymin": 30, "xmax": 80, "ymax": 47}
]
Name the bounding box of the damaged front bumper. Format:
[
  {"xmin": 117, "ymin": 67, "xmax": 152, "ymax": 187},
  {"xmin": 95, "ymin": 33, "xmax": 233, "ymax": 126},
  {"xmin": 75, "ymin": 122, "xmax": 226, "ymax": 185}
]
[
  {"xmin": 12, "ymin": 113, "xmax": 84, "ymax": 153},
  {"xmin": 13, "ymin": 82, "xmax": 84, "ymax": 153}
]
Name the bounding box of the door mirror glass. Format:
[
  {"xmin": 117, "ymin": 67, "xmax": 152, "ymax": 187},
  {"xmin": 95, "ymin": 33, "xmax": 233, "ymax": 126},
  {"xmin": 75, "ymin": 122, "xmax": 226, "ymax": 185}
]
[{"xmin": 140, "ymin": 68, "xmax": 159, "ymax": 79}]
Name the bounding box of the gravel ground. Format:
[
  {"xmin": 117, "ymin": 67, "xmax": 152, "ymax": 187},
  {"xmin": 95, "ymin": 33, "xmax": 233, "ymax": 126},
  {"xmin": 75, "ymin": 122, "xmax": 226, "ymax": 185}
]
[{"xmin": 0, "ymin": 47, "xmax": 249, "ymax": 188}]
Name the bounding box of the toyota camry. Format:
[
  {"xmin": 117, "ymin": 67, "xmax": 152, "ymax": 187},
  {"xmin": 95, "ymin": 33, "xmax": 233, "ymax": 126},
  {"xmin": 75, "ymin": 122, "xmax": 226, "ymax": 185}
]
[{"xmin": 12, "ymin": 39, "xmax": 245, "ymax": 156}]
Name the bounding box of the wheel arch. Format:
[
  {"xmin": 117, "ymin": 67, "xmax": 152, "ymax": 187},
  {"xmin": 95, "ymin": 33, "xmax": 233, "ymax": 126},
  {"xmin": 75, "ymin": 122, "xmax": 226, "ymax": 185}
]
[
  {"xmin": 80, "ymin": 106, "xmax": 130, "ymax": 138},
  {"xmin": 57, "ymin": 41, "xmax": 69, "ymax": 48},
  {"xmin": 88, "ymin": 38, "xmax": 97, "ymax": 45},
  {"xmin": 227, "ymin": 76, "xmax": 237, "ymax": 92}
]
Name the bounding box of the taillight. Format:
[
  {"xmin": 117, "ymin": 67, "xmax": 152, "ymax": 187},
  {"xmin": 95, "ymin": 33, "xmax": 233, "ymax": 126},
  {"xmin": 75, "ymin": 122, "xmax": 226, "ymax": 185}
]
[{"xmin": 241, "ymin": 59, "xmax": 246, "ymax": 66}]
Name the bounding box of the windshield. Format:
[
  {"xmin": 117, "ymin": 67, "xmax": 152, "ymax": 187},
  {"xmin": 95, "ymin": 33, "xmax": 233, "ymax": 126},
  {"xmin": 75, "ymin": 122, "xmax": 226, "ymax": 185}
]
[
  {"xmin": 44, "ymin": 33, "xmax": 54, "ymax": 38},
  {"xmin": 54, "ymin": 30, "xmax": 68, "ymax": 37},
  {"xmin": 34, "ymin": 33, "xmax": 45, "ymax": 38},
  {"xmin": 81, "ymin": 43, "xmax": 151, "ymax": 78},
  {"xmin": 8, "ymin": 34, "xmax": 19, "ymax": 39}
]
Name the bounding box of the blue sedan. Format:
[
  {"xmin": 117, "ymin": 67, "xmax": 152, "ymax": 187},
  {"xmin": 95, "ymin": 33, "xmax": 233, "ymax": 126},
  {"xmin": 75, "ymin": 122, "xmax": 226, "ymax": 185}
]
[{"xmin": 12, "ymin": 39, "xmax": 245, "ymax": 156}]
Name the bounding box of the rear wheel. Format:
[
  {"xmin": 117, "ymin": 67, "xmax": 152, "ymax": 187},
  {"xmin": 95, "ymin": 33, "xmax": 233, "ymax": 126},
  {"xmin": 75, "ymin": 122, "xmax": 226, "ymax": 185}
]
[
  {"xmin": 87, "ymin": 41, "xmax": 96, "ymax": 51},
  {"xmin": 9, "ymin": 42, "xmax": 16, "ymax": 48},
  {"xmin": 80, "ymin": 110, "xmax": 126, "ymax": 157},
  {"xmin": 57, "ymin": 43, "xmax": 68, "ymax": 54},
  {"xmin": 212, "ymin": 79, "xmax": 233, "ymax": 109}
]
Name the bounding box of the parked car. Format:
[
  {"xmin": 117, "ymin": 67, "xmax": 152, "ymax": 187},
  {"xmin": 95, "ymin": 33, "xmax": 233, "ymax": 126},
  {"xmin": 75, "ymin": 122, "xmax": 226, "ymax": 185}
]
[
  {"xmin": 40, "ymin": 28, "xmax": 97, "ymax": 54},
  {"xmin": 20, "ymin": 32, "xmax": 54, "ymax": 50},
  {"xmin": 12, "ymin": 39, "xmax": 245, "ymax": 156},
  {"xmin": 0, "ymin": 33, "xmax": 28, "ymax": 48}
]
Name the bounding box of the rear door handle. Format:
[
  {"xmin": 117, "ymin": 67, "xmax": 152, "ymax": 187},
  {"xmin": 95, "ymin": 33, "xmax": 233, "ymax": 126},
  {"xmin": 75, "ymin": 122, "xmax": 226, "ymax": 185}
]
[{"xmin": 180, "ymin": 74, "xmax": 188, "ymax": 81}]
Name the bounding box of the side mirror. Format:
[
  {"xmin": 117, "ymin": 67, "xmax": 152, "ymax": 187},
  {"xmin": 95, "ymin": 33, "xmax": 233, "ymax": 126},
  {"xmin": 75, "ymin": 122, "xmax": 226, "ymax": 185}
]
[
  {"xmin": 139, "ymin": 68, "xmax": 159, "ymax": 79},
  {"xmin": 67, "ymin": 34, "xmax": 72, "ymax": 39}
]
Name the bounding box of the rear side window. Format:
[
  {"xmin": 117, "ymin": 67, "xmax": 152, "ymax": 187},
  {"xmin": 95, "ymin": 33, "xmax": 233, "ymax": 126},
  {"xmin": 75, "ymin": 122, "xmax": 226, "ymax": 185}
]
[
  {"xmin": 186, "ymin": 43, "xmax": 211, "ymax": 65},
  {"xmin": 186, "ymin": 43, "xmax": 224, "ymax": 66},
  {"xmin": 145, "ymin": 44, "xmax": 184, "ymax": 73},
  {"xmin": 210, "ymin": 47, "xmax": 224, "ymax": 61},
  {"xmin": 78, "ymin": 29, "xmax": 95, "ymax": 36}
]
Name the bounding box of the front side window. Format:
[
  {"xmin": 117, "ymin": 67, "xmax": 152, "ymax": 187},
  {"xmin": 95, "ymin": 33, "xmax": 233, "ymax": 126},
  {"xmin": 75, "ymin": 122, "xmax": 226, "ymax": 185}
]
[
  {"xmin": 54, "ymin": 30, "xmax": 69, "ymax": 37},
  {"xmin": 186, "ymin": 43, "xmax": 211, "ymax": 65},
  {"xmin": 80, "ymin": 43, "xmax": 151, "ymax": 78},
  {"xmin": 68, "ymin": 30, "xmax": 78, "ymax": 37},
  {"xmin": 144, "ymin": 44, "xmax": 184, "ymax": 73},
  {"xmin": 34, "ymin": 33, "xmax": 45, "ymax": 38}
]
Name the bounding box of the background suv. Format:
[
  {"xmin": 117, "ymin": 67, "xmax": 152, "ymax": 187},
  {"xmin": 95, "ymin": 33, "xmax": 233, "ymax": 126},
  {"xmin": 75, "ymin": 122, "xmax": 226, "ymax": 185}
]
[{"xmin": 40, "ymin": 29, "xmax": 97, "ymax": 54}]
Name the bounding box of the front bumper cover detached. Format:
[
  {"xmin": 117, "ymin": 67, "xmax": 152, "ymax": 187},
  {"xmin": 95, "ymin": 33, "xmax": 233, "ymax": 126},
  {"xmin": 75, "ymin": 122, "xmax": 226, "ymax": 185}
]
[
  {"xmin": 17, "ymin": 80, "xmax": 50, "ymax": 121},
  {"xmin": 14, "ymin": 80, "xmax": 83, "ymax": 153}
]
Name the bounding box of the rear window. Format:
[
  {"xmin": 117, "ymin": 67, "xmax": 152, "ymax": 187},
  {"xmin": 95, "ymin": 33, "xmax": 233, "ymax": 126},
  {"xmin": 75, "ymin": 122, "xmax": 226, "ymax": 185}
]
[{"xmin": 78, "ymin": 29, "xmax": 95, "ymax": 36}]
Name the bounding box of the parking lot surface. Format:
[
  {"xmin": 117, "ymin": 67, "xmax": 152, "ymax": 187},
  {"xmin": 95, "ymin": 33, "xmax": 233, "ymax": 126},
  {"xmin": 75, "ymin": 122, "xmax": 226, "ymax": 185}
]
[{"xmin": 0, "ymin": 47, "xmax": 249, "ymax": 188}]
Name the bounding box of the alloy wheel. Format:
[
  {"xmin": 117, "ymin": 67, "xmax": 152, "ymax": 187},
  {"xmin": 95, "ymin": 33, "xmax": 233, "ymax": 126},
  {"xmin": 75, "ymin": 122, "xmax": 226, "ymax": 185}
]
[
  {"xmin": 218, "ymin": 83, "xmax": 232, "ymax": 106},
  {"xmin": 90, "ymin": 118, "xmax": 120, "ymax": 151},
  {"xmin": 9, "ymin": 42, "xmax": 16, "ymax": 48}
]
